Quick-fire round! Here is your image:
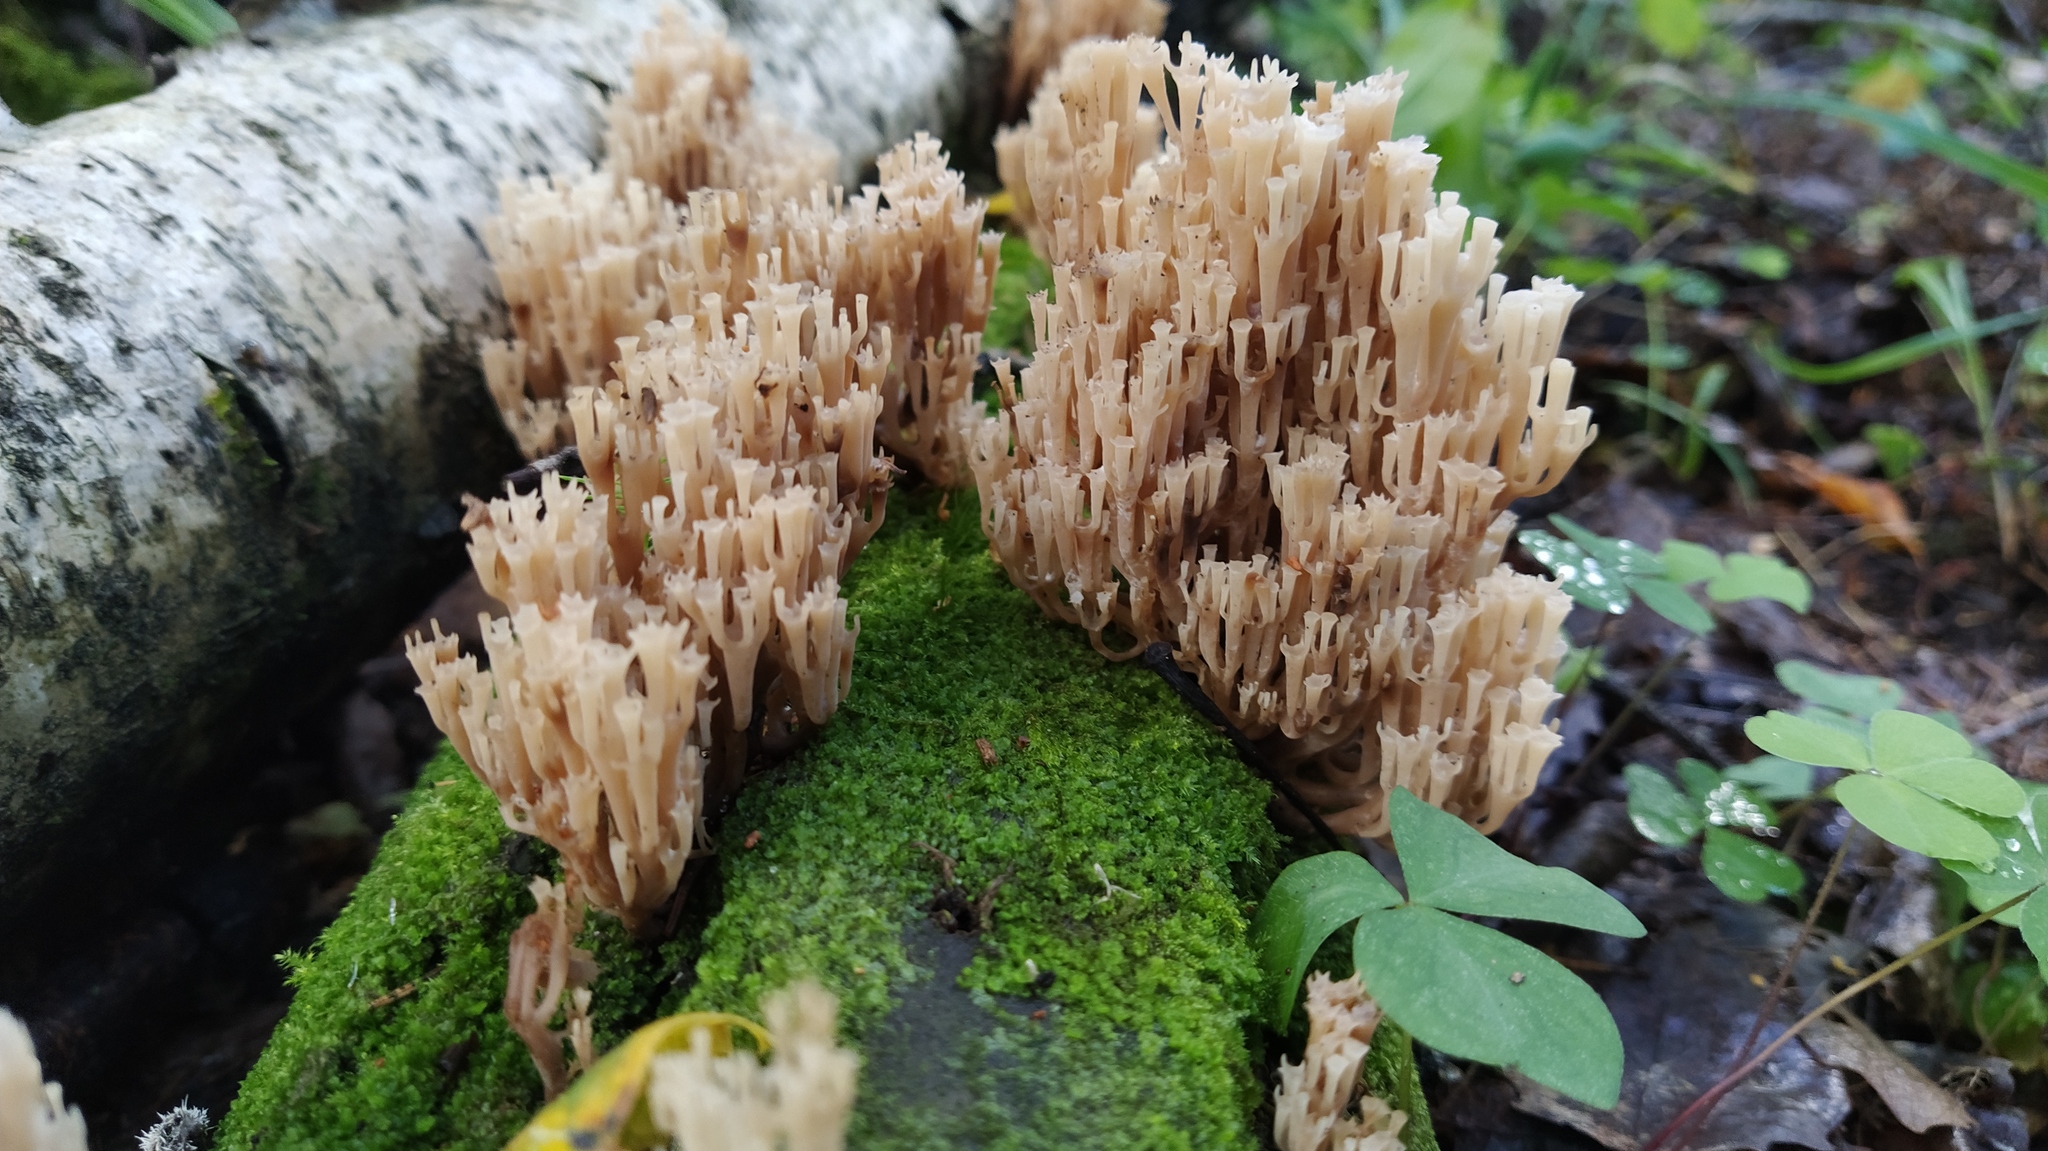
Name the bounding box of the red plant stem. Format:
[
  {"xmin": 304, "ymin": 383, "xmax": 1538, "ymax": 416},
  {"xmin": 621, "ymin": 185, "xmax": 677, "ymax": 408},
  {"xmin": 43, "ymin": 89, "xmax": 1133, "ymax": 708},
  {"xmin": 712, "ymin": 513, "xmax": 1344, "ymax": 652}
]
[
  {"xmin": 1734, "ymin": 825, "xmax": 1854, "ymax": 1061},
  {"xmin": 1640, "ymin": 888, "xmax": 2032, "ymax": 1151},
  {"xmin": 1657, "ymin": 827, "xmax": 1856, "ymax": 1151}
]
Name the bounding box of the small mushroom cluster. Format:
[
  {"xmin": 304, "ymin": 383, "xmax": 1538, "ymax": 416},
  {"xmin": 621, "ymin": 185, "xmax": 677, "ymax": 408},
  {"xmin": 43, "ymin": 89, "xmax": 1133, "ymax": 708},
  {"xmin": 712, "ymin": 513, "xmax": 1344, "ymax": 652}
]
[
  {"xmin": 1273, "ymin": 973, "xmax": 1407, "ymax": 1151},
  {"xmin": 648, "ymin": 981, "xmax": 858, "ymax": 1151},
  {"xmin": 977, "ymin": 36, "xmax": 1594, "ymax": 835}
]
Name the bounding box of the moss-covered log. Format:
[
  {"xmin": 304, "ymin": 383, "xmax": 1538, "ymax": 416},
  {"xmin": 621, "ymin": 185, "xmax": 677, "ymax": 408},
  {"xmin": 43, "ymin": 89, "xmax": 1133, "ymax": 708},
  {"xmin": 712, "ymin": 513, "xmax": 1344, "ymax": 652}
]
[{"xmin": 223, "ymin": 489, "xmax": 1286, "ymax": 1149}]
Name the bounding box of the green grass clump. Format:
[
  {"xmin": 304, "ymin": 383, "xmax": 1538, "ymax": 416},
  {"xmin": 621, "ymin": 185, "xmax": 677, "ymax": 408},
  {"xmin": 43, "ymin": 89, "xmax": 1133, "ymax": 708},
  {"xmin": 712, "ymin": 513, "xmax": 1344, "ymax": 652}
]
[{"xmin": 676, "ymin": 487, "xmax": 1281, "ymax": 1149}]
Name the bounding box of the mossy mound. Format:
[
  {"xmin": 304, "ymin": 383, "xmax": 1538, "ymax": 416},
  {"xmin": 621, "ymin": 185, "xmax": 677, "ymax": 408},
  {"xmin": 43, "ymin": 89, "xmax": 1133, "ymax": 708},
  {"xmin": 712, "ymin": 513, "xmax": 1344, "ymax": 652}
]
[
  {"xmin": 222, "ymin": 487, "xmax": 1287, "ymax": 1149},
  {"xmin": 673, "ymin": 486, "xmax": 1281, "ymax": 1147}
]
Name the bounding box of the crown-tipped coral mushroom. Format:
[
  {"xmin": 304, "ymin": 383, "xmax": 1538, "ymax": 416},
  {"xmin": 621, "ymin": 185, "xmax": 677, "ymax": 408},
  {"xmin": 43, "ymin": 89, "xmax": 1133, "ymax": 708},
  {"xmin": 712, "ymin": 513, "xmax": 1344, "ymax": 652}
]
[
  {"xmin": 409, "ymin": 282, "xmax": 893, "ymax": 931},
  {"xmin": 480, "ymin": 9, "xmax": 838, "ymax": 457},
  {"xmin": 1273, "ymin": 974, "xmax": 1407, "ymax": 1151},
  {"xmin": 0, "ymin": 1009, "xmax": 87, "ymax": 1151},
  {"xmin": 410, "ymin": 8, "xmax": 1007, "ymax": 1091},
  {"xmin": 480, "ymin": 10, "xmax": 996, "ymax": 472},
  {"xmin": 976, "ymin": 36, "xmax": 1594, "ymax": 836},
  {"xmin": 647, "ymin": 981, "xmax": 858, "ymax": 1151},
  {"xmin": 505, "ymin": 877, "xmax": 599, "ymax": 1100},
  {"xmin": 414, "ymin": 0, "xmax": 1005, "ymax": 919},
  {"xmin": 1004, "ymin": 0, "xmax": 1168, "ymax": 118}
]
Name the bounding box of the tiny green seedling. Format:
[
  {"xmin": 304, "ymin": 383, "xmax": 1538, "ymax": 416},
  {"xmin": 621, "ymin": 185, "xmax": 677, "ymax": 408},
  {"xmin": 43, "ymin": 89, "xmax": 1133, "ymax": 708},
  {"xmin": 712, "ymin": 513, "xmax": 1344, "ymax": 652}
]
[
  {"xmin": 1620, "ymin": 662, "xmax": 1922, "ymax": 903},
  {"xmin": 1249, "ymin": 788, "xmax": 1645, "ymax": 1108},
  {"xmin": 1624, "ymin": 759, "xmax": 1805, "ymax": 902},
  {"xmin": 1519, "ymin": 516, "xmax": 1811, "ymax": 634}
]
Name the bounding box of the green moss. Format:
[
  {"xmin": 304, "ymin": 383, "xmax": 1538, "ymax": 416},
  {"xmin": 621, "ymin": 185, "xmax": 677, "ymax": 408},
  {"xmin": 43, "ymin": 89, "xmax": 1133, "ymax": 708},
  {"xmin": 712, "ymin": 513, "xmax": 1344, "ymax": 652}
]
[
  {"xmin": 674, "ymin": 487, "xmax": 1280, "ymax": 1148},
  {"xmin": 202, "ymin": 375, "xmax": 281, "ymax": 479},
  {"xmin": 217, "ymin": 755, "xmax": 671, "ymax": 1151},
  {"xmin": 1364, "ymin": 1022, "xmax": 1438, "ymax": 1151},
  {"xmin": 984, "ymin": 234, "xmax": 1051, "ymax": 354}
]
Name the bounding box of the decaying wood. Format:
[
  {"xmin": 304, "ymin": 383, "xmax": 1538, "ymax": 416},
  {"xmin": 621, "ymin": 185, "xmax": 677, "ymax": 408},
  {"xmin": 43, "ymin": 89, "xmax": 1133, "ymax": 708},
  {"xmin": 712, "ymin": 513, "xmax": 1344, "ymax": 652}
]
[{"xmin": 0, "ymin": 0, "xmax": 1008, "ymax": 926}]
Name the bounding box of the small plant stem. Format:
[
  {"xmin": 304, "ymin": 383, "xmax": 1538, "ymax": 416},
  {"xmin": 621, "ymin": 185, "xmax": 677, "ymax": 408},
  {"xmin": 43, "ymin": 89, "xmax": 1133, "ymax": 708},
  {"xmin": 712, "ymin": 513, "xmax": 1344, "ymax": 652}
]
[
  {"xmin": 1735, "ymin": 825, "xmax": 1853, "ymax": 1062},
  {"xmin": 1645, "ymin": 290, "xmax": 1670, "ymax": 440},
  {"xmin": 1991, "ymin": 462, "xmax": 2021, "ymax": 564},
  {"xmin": 1572, "ymin": 643, "xmax": 1690, "ymax": 783},
  {"xmin": 1971, "ymin": 924, "xmax": 2007, "ymax": 1047},
  {"xmin": 1661, "ymin": 825, "xmax": 1853, "ymax": 1151},
  {"xmin": 1640, "ymin": 888, "xmax": 2033, "ymax": 1151}
]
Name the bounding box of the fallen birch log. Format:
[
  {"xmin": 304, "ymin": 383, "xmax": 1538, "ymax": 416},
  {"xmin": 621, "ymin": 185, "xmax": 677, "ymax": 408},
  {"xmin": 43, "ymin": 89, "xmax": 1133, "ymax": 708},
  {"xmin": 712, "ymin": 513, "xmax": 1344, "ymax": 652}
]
[{"xmin": 0, "ymin": 0, "xmax": 1007, "ymax": 926}]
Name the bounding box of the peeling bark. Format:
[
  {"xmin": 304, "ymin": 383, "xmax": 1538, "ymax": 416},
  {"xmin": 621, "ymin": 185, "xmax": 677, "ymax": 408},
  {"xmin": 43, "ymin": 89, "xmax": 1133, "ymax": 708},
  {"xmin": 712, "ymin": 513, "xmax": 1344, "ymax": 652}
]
[{"xmin": 0, "ymin": 0, "xmax": 1009, "ymax": 925}]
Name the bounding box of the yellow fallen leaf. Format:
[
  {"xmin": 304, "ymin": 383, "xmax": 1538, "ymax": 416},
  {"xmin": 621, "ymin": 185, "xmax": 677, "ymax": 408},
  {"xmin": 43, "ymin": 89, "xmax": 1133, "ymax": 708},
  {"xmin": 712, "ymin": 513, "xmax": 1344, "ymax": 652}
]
[{"xmin": 506, "ymin": 1012, "xmax": 772, "ymax": 1151}]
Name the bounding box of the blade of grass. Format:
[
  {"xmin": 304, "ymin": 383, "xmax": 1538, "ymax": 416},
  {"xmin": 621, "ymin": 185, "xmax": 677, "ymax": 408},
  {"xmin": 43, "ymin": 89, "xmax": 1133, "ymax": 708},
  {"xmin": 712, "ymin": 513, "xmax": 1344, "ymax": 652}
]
[
  {"xmin": 1736, "ymin": 91, "xmax": 2048, "ymax": 207},
  {"xmin": 1754, "ymin": 307, "xmax": 2048, "ymax": 384},
  {"xmin": 124, "ymin": 0, "xmax": 238, "ymax": 46},
  {"xmin": 1601, "ymin": 379, "xmax": 1760, "ymax": 508}
]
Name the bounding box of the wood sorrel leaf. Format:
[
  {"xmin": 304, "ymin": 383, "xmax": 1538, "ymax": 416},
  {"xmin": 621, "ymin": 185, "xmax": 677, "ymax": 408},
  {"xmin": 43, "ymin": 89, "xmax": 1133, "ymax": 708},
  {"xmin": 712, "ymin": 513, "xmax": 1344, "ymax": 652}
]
[
  {"xmin": 1746, "ymin": 710, "xmax": 1872, "ymax": 771},
  {"xmin": 1353, "ymin": 905, "xmax": 1625, "ymax": 1107},
  {"xmin": 1548, "ymin": 516, "xmax": 1665, "ymax": 577},
  {"xmin": 1519, "ymin": 531, "xmax": 1634, "ymax": 614},
  {"xmin": 1835, "ymin": 773, "xmax": 1998, "ymax": 863},
  {"xmin": 1887, "ymin": 757, "xmax": 2025, "ymax": 817},
  {"xmin": 1676, "ymin": 758, "xmax": 1722, "ymax": 801},
  {"xmin": 1249, "ymin": 851, "xmax": 1402, "ymax": 1027},
  {"xmin": 1943, "ymin": 791, "xmax": 2048, "ymax": 921},
  {"xmin": 1624, "ymin": 765, "xmax": 1702, "ymax": 846},
  {"xmin": 1706, "ymin": 553, "xmax": 1812, "ymax": 612},
  {"xmin": 1724, "ymin": 756, "xmax": 1815, "ymax": 802},
  {"xmin": 1870, "ymin": 710, "xmax": 1978, "ymax": 770},
  {"xmin": 1776, "ymin": 660, "xmax": 1903, "ymax": 718},
  {"xmin": 1632, "ymin": 576, "xmax": 1715, "ymax": 634},
  {"xmin": 2021, "ymin": 889, "xmax": 2048, "ymax": 966},
  {"xmin": 1701, "ymin": 780, "xmax": 1776, "ymax": 833},
  {"xmin": 1658, "ymin": 539, "xmax": 1725, "ymax": 585},
  {"xmin": 1390, "ymin": 788, "xmax": 1645, "ymax": 937},
  {"xmin": 1700, "ymin": 827, "xmax": 1804, "ymax": 902}
]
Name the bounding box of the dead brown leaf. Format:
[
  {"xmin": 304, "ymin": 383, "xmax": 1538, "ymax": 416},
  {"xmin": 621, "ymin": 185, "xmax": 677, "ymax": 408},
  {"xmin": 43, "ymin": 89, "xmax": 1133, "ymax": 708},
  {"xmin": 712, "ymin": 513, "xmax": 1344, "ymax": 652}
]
[
  {"xmin": 1778, "ymin": 453, "xmax": 1924, "ymax": 558},
  {"xmin": 1801, "ymin": 1017, "xmax": 1974, "ymax": 1134}
]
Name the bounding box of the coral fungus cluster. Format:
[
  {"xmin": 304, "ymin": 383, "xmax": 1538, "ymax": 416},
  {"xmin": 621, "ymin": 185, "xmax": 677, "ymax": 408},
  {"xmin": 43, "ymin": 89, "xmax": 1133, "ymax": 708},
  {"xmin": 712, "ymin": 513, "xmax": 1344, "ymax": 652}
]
[
  {"xmin": 1, "ymin": 1010, "xmax": 86, "ymax": 1151},
  {"xmin": 408, "ymin": 10, "xmax": 998, "ymax": 940},
  {"xmin": 1273, "ymin": 974, "xmax": 1406, "ymax": 1151},
  {"xmin": 648, "ymin": 982, "xmax": 858, "ymax": 1151},
  {"xmin": 977, "ymin": 36, "xmax": 1594, "ymax": 835}
]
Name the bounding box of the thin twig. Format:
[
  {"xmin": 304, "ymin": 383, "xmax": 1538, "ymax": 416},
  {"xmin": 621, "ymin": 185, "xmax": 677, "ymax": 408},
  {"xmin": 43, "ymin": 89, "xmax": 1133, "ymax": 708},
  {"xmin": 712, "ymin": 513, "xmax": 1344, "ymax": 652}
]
[
  {"xmin": 1737, "ymin": 825, "xmax": 1854, "ymax": 1061},
  {"xmin": 1588, "ymin": 676, "xmax": 1728, "ymax": 765},
  {"xmin": 1663, "ymin": 826, "xmax": 1853, "ymax": 1151},
  {"xmin": 1977, "ymin": 701, "xmax": 2048, "ymax": 744},
  {"xmin": 1570, "ymin": 644, "xmax": 1692, "ymax": 787},
  {"xmin": 1641, "ymin": 888, "xmax": 2033, "ymax": 1151}
]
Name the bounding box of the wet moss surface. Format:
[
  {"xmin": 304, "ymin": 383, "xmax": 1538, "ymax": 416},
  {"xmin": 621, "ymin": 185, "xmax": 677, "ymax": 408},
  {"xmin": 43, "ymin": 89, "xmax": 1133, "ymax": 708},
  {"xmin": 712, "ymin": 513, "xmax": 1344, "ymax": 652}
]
[{"xmin": 223, "ymin": 486, "xmax": 1288, "ymax": 1149}]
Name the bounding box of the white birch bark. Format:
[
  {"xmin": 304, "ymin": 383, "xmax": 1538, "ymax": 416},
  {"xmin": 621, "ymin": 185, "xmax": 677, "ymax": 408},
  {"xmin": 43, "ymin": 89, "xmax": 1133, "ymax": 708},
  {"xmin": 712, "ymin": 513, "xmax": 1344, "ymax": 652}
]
[{"xmin": 0, "ymin": 0, "xmax": 1007, "ymax": 921}]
